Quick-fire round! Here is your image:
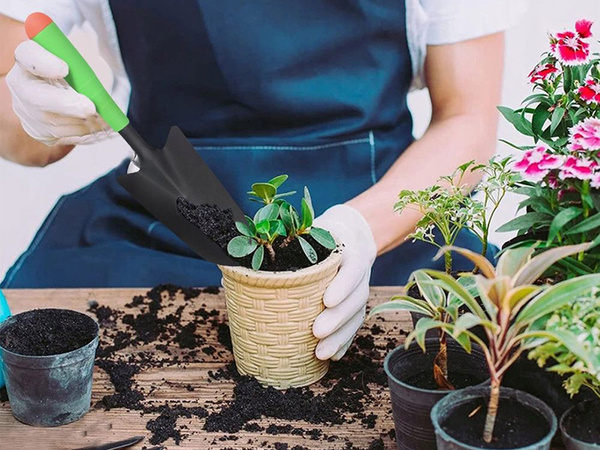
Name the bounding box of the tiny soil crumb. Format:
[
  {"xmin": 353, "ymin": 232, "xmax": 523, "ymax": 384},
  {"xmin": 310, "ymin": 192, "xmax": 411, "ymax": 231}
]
[
  {"xmin": 0, "ymin": 309, "xmax": 96, "ymax": 356},
  {"xmin": 441, "ymin": 396, "xmax": 550, "ymax": 448},
  {"xmin": 404, "ymin": 371, "xmax": 484, "ymax": 391},
  {"xmin": 562, "ymin": 400, "xmax": 600, "ymax": 444},
  {"xmin": 0, "ymin": 387, "xmax": 8, "ymax": 403},
  {"xmin": 176, "ymin": 197, "xmax": 333, "ymax": 271}
]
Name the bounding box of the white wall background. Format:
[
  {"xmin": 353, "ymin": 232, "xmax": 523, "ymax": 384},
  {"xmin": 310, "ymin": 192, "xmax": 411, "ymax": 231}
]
[{"xmin": 1, "ymin": 1, "xmax": 599, "ymax": 279}]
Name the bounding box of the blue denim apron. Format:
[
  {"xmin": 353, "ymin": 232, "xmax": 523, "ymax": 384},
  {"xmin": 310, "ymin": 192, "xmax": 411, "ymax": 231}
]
[{"xmin": 2, "ymin": 0, "xmax": 489, "ymax": 288}]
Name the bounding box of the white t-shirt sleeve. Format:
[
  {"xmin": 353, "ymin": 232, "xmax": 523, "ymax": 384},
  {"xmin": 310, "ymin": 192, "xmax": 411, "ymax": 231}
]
[
  {"xmin": 421, "ymin": 0, "xmax": 528, "ymax": 45},
  {"xmin": 0, "ymin": 0, "xmax": 83, "ymax": 33}
]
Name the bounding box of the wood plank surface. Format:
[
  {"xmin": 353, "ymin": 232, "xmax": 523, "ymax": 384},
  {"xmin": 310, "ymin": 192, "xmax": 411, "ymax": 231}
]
[{"xmin": 0, "ymin": 287, "xmax": 409, "ymax": 450}]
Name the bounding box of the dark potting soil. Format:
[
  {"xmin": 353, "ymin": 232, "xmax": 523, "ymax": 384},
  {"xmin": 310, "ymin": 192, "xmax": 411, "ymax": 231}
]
[
  {"xmin": 563, "ymin": 400, "xmax": 600, "ymax": 444},
  {"xmin": 441, "ymin": 396, "xmax": 550, "ymax": 448},
  {"xmin": 176, "ymin": 197, "xmax": 333, "ymax": 271},
  {"xmin": 88, "ymin": 284, "xmax": 393, "ymax": 447},
  {"xmin": 404, "ymin": 370, "xmax": 483, "ymax": 391},
  {"xmin": 0, "ymin": 309, "xmax": 96, "ymax": 356}
]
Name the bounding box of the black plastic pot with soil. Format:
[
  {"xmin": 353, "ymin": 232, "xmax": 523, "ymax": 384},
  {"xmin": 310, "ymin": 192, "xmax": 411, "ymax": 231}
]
[
  {"xmin": 0, "ymin": 308, "xmax": 99, "ymax": 426},
  {"xmin": 384, "ymin": 337, "xmax": 489, "ymax": 450},
  {"xmin": 431, "ymin": 386, "xmax": 557, "ymax": 450},
  {"xmin": 560, "ymin": 400, "xmax": 600, "ymax": 450}
]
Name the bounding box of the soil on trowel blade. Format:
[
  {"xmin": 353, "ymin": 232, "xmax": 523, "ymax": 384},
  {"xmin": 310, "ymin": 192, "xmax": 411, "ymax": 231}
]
[
  {"xmin": 88, "ymin": 284, "xmax": 395, "ymax": 448},
  {"xmin": 176, "ymin": 197, "xmax": 334, "ymax": 271},
  {"xmin": 0, "ymin": 309, "xmax": 96, "ymax": 356}
]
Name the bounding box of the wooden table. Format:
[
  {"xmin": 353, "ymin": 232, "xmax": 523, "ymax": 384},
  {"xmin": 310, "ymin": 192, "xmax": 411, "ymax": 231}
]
[{"xmin": 0, "ymin": 287, "xmax": 409, "ymax": 450}]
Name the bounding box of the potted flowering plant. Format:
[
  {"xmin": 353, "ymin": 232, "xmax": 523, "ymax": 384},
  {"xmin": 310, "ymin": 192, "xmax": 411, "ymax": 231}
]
[
  {"xmin": 422, "ymin": 244, "xmax": 600, "ymax": 449},
  {"xmin": 218, "ymin": 175, "xmax": 340, "ymax": 389},
  {"xmin": 528, "ymin": 288, "xmax": 600, "ymax": 449},
  {"xmin": 498, "ymin": 19, "xmax": 600, "ymax": 279}
]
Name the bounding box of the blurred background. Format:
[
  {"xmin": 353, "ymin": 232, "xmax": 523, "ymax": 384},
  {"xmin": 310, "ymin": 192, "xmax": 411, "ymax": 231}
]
[{"xmin": 1, "ymin": 1, "xmax": 599, "ymax": 279}]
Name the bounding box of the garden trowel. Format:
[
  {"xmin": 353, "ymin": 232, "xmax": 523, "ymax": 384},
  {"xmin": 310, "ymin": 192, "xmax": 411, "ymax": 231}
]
[{"xmin": 25, "ymin": 13, "xmax": 243, "ymax": 265}]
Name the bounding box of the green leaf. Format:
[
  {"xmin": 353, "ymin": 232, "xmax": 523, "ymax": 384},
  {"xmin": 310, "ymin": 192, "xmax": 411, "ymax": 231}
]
[
  {"xmin": 368, "ymin": 297, "xmax": 434, "ymax": 318},
  {"xmin": 273, "ymin": 191, "xmax": 296, "ymax": 200},
  {"xmin": 565, "ymin": 212, "xmax": 600, "ymax": 235},
  {"xmin": 304, "ymin": 187, "xmax": 314, "ymax": 219},
  {"xmin": 251, "ymin": 182, "xmax": 277, "ymax": 202},
  {"xmin": 291, "ymin": 208, "xmax": 301, "ymax": 230},
  {"xmin": 498, "ymin": 139, "xmax": 532, "ymax": 151},
  {"xmin": 268, "ymin": 174, "xmax": 288, "ymax": 188},
  {"xmin": 413, "ymin": 271, "xmax": 445, "ymax": 309},
  {"xmin": 516, "ymin": 274, "xmax": 600, "ymax": 324},
  {"xmin": 309, "ymin": 227, "xmax": 336, "ymax": 249},
  {"xmin": 301, "ymin": 198, "xmax": 313, "ymax": 230},
  {"xmin": 227, "ymin": 236, "xmax": 258, "ymax": 257},
  {"xmin": 255, "ymin": 220, "xmax": 270, "ymax": 235},
  {"xmin": 497, "ymin": 106, "xmax": 534, "ymax": 137},
  {"xmin": 280, "ymin": 204, "xmax": 294, "ymax": 231},
  {"xmin": 269, "ymin": 220, "xmax": 286, "ymax": 237},
  {"xmin": 235, "ymin": 217, "xmax": 255, "ymax": 237},
  {"xmin": 251, "ymin": 245, "xmax": 264, "ymax": 270},
  {"xmin": 513, "ymin": 243, "xmax": 592, "ymax": 286},
  {"xmin": 550, "ymin": 106, "xmax": 565, "ymax": 135},
  {"xmin": 547, "ymin": 207, "xmax": 583, "ymax": 243},
  {"xmin": 254, "ymin": 203, "xmax": 280, "ymax": 222},
  {"xmin": 496, "ymin": 212, "xmax": 552, "ymax": 233},
  {"xmin": 298, "ymin": 236, "xmax": 317, "ymax": 264},
  {"xmin": 564, "ymin": 66, "xmax": 573, "ymax": 91},
  {"xmin": 532, "ymin": 103, "xmax": 551, "ymax": 137},
  {"xmin": 496, "ymin": 247, "xmax": 535, "ymax": 278},
  {"xmin": 421, "ymin": 270, "xmax": 487, "ymax": 318}
]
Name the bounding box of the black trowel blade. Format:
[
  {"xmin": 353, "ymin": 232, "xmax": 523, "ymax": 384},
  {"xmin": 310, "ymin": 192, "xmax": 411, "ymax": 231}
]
[{"xmin": 117, "ymin": 126, "xmax": 244, "ymax": 266}]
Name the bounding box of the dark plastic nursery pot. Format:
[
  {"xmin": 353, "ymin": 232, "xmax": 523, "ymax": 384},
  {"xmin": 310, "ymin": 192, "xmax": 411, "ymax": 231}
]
[
  {"xmin": 0, "ymin": 309, "xmax": 99, "ymax": 426},
  {"xmin": 431, "ymin": 386, "xmax": 557, "ymax": 450},
  {"xmin": 384, "ymin": 337, "xmax": 489, "ymax": 450},
  {"xmin": 560, "ymin": 400, "xmax": 600, "ymax": 450}
]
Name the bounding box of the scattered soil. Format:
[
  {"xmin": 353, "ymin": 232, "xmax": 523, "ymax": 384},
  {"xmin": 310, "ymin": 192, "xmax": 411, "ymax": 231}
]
[
  {"xmin": 176, "ymin": 198, "xmax": 333, "ymax": 271},
  {"xmin": 86, "ymin": 284, "xmax": 395, "ymax": 447},
  {"xmin": 441, "ymin": 395, "xmax": 551, "ymax": 448},
  {"xmin": 0, "ymin": 309, "xmax": 97, "ymax": 356},
  {"xmin": 562, "ymin": 400, "xmax": 600, "ymax": 444}
]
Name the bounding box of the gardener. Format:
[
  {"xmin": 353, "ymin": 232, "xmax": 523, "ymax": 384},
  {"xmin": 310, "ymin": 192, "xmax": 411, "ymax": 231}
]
[{"xmin": 0, "ymin": 1, "xmax": 523, "ymax": 360}]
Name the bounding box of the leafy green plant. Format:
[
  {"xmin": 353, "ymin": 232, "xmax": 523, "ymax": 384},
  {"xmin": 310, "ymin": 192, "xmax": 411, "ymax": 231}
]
[
  {"xmin": 227, "ymin": 175, "xmax": 336, "ymax": 270},
  {"xmin": 369, "ymin": 271, "xmax": 470, "ymax": 389},
  {"xmin": 395, "ymin": 162, "xmax": 483, "ymax": 273},
  {"xmin": 529, "ymin": 287, "xmax": 600, "ymax": 399},
  {"xmin": 497, "ymin": 20, "xmax": 600, "ymax": 278},
  {"xmin": 410, "ymin": 243, "xmax": 600, "ymax": 443}
]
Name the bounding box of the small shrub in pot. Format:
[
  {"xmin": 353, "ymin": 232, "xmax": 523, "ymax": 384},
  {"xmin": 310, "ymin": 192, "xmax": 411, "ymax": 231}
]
[
  {"xmin": 529, "ymin": 288, "xmax": 600, "ymax": 448},
  {"xmin": 421, "ymin": 244, "xmax": 600, "ymax": 447}
]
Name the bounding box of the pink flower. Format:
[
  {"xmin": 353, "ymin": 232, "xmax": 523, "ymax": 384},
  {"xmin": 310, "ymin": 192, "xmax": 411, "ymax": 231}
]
[
  {"xmin": 559, "ymin": 155, "xmax": 598, "ymax": 180},
  {"xmin": 578, "ymin": 79, "xmax": 600, "ymax": 104},
  {"xmin": 576, "ymin": 19, "xmax": 594, "ymax": 38},
  {"xmin": 550, "ymin": 20, "xmax": 593, "ymax": 65},
  {"xmin": 591, "ymin": 173, "xmax": 600, "ymax": 189},
  {"xmin": 528, "ymin": 63, "xmax": 559, "ymax": 83},
  {"xmin": 513, "ymin": 145, "xmax": 566, "ymax": 181},
  {"xmin": 568, "ymin": 118, "xmax": 600, "ymax": 152}
]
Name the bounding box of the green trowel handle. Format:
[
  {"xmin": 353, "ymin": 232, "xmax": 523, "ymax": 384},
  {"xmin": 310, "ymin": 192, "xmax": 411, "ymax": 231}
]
[{"xmin": 25, "ymin": 12, "xmax": 129, "ymax": 132}]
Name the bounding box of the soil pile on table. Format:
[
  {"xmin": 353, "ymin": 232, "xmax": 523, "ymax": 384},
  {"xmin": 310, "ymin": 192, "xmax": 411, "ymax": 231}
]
[
  {"xmin": 88, "ymin": 285, "xmax": 398, "ymax": 448},
  {"xmin": 0, "ymin": 309, "xmax": 96, "ymax": 356},
  {"xmin": 176, "ymin": 198, "xmax": 333, "ymax": 271}
]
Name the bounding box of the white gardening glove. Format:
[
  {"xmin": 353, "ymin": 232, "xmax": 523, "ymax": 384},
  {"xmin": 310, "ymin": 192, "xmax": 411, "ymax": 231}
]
[
  {"xmin": 312, "ymin": 204, "xmax": 377, "ymax": 361},
  {"xmin": 6, "ymin": 40, "xmax": 112, "ymax": 147}
]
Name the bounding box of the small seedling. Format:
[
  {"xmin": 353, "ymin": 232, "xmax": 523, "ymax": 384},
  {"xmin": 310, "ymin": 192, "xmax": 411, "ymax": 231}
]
[{"xmin": 227, "ymin": 175, "xmax": 336, "ymax": 270}]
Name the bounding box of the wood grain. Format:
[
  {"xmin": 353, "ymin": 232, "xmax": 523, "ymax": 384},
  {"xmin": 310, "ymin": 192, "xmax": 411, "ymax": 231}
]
[{"xmin": 0, "ymin": 287, "xmax": 410, "ymax": 450}]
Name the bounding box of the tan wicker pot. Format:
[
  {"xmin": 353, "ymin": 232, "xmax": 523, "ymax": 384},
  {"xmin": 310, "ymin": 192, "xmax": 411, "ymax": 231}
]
[{"xmin": 218, "ymin": 247, "xmax": 342, "ymax": 389}]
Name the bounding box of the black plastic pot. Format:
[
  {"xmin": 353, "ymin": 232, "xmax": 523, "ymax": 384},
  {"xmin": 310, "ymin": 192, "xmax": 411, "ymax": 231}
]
[
  {"xmin": 431, "ymin": 386, "xmax": 557, "ymax": 450},
  {"xmin": 384, "ymin": 338, "xmax": 489, "ymax": 450},
  {"xmin": 560, "ymin": 400, "xmax": 600, "ymax": 450},
  {"xmin": 0, "ymin": 310, "xmax": 99, "ymax": 426},
  {"xmin": 504, "ymin": 353, "xmax": 594, "ymax": 420}
]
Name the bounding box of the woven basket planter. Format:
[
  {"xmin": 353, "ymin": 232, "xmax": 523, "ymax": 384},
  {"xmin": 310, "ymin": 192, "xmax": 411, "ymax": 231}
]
[{"xmin": 219, "ymin": 248, "xmax": 342, "ymax": 389}]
